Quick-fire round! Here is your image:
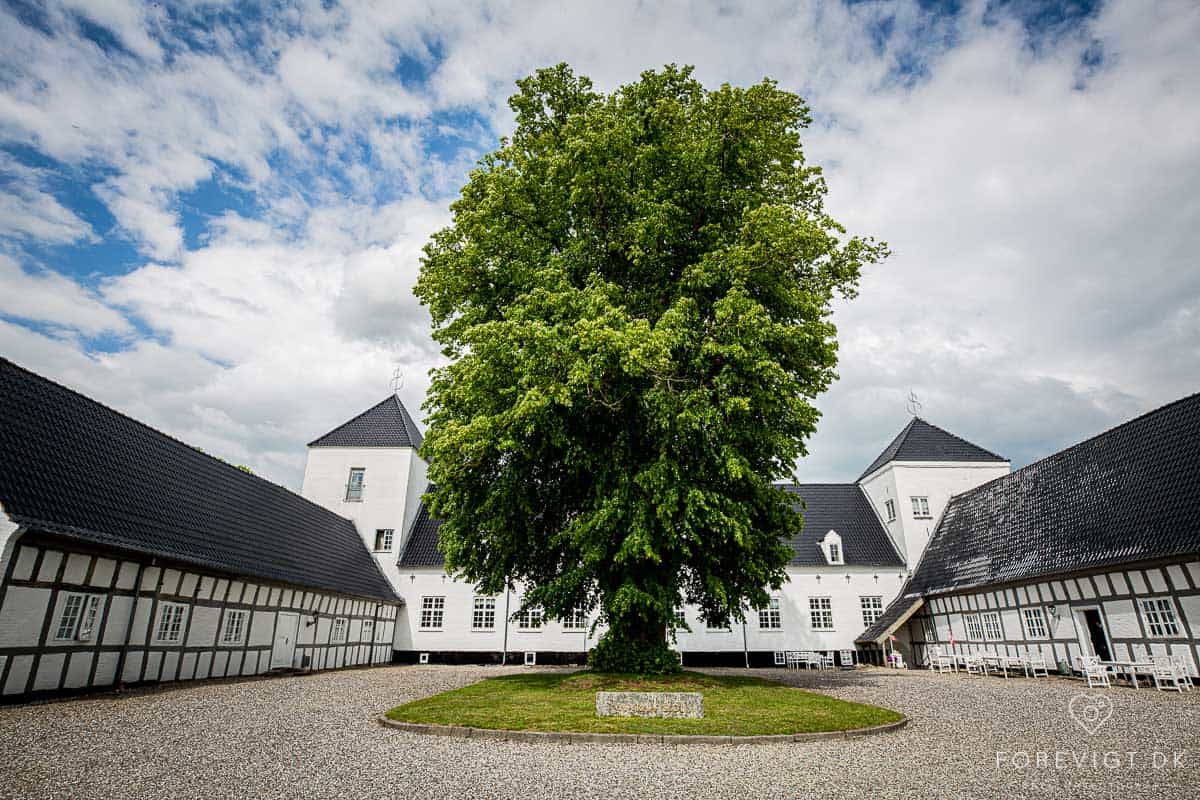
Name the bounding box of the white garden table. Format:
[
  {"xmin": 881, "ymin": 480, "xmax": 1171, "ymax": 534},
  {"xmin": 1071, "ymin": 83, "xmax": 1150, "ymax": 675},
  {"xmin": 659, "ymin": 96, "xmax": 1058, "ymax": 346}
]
[{"xmin": 1102, "ymin": 660, "xmax": 1155, "ymax": 689}]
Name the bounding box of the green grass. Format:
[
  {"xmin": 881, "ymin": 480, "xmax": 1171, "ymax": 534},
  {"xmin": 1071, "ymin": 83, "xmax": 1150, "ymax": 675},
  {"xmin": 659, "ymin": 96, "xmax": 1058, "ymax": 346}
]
[{"xmin": 385, "ymin": 671, "xmax": 902, "ymax": 736}]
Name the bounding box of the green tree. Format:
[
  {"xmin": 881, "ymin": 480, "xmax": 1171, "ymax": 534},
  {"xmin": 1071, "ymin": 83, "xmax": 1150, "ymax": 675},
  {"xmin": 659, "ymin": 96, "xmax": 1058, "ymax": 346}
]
[{"xmin": 415, "ymin": 64, "xmax": 886, "ymax": 671}]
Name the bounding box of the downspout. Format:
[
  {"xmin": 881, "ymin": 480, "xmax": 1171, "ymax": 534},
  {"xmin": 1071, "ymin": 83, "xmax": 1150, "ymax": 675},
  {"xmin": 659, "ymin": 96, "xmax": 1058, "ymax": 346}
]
[
  {"xmin": 501, "ymin": 581, "xmax": 511, "ymax": 666},
  {"xmin": 741, "ymin": 615, "xmax": 750, "ymax": 669},
  {"xmin": 114, "ymin": 559, "xmax": 150, "ymax": 687}
]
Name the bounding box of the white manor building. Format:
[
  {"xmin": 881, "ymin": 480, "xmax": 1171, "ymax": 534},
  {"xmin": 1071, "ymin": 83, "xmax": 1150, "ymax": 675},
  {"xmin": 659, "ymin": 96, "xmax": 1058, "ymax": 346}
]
[
  {"xmin": 1, "ymin": 354, "xmax": 1197, "ymax": 701},
  {"xmin": 298, "ymin": 392, "xmax": 1012, "ymax": 666}
]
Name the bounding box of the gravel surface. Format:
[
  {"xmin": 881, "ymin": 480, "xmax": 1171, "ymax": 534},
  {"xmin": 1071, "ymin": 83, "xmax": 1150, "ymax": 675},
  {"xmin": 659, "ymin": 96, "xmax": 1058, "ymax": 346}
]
[{"xmin": 1, "ymin": 664, "xmax": 1197, "ymax": 799}]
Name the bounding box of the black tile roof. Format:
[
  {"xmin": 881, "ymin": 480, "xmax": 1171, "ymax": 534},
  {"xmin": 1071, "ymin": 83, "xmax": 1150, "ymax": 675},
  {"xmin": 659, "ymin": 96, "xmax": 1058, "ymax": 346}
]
[
  {"xmin": 779, "ymin": 484, "xmax": 905, "ymax": 567},
  {"xmin": 308, "ymin": 395, "xmax": 424, "ymax": 449},
  {"xmin": 0, "ymin": 358, "xmax": 398, "ymax": 602},
  {"xmin": 395, "ymin": 483, "xmax": 903, "ymax": 570},
  {"xmin": 907, "ymin": 393, "xmax": 1200, "ymax": 597},
  {"xmin": 859, "ymin": 417, "xmax": 1006, "ymax": 480},
  {"xmin": 398, "ymin": 488, "xmax": 443, "ymax": 568}
]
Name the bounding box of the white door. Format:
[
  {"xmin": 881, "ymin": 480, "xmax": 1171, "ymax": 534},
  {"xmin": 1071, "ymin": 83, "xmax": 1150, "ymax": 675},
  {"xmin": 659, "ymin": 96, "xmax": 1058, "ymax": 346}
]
[{"xmin": 271, "ymin": 612, "xmax": 300, "ymax": 668}]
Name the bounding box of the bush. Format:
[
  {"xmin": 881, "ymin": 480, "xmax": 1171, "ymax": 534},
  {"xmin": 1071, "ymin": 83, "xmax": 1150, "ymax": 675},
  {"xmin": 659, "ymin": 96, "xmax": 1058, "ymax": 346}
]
[{"xmin": 587, "ymin": 634, "xmax": 682, "ymax": 675}]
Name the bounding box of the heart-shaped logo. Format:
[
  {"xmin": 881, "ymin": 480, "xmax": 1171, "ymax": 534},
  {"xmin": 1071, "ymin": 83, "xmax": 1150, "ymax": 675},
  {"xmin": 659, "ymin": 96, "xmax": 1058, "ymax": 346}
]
[{"xmin": 1068, "ymin": 692, "xmax": 1113, "ymax": 735}]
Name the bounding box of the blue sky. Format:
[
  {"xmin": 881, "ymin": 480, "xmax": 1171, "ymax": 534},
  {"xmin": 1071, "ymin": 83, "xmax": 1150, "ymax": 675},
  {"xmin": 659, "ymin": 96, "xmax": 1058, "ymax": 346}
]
[{"xmin": 1, "ymin": 0, "xmax": 1197, "ymax": 489}]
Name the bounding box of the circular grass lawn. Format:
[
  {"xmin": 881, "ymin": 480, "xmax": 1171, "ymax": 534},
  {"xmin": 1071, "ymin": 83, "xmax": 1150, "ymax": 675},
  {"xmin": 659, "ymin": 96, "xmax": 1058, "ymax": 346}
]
[{"xmin": 385, "ymin": 670, "xmax": 902, "ymax": 736}]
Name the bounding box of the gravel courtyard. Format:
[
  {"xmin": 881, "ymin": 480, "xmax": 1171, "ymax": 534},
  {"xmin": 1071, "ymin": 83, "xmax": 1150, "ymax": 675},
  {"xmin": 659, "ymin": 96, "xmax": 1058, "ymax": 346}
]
[{"xmin": 1, "ymin": 664, "xmax": 1197, "ymax": 800}]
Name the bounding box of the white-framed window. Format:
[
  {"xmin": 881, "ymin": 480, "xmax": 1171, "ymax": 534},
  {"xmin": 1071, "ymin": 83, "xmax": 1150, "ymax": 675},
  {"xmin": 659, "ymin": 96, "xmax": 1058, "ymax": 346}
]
[
  {"xmin": 420, "ymin": 596, "xmax": 445, "ymax": 630},
  {"xmin": 822, "ymin": 531, "xmax": 843, "ymax": 565},
  {"xmin": 1021, "ymin": 607, "xmax": 1048, "ymax": 638},
  {"xmin": 516, "ymin": 607, "xmax": 543, "ymax": 630},
  {"xmin": 362, "ymin": 619, "xmax": 374, "ymax": 641},
  {"xmin": 860, "ymin": 596, "xmax": 883, "ymax": 628},
  {"xmin": 758, "ymin": 597, "xmax": 782, "ymax": 629},
  {"xmin": 1140, "ymin": 597, "xmax": 1181, "ymax": 637},
  {"xmin": 963, "ymin": 613, "xmax": 984, "ymax": 641},
  {"xmin": 923, "ymin": 616, "xmax": 937, "ymax": 642},
  {"xmin": 561, "ymin": 608, "xmax": 588, "ymax": 631},
  {"xmin": 809, "ymin": 597, "xmax": 833, "ymax": 630},
  {"xmin": 374, "ymin": 529, "xmax": 393, "ymax": 552},
  {"xmin": 705, "ymin": 615, "xmax": 731, "ymax": 631},
  {"xmin": 673, "ymin": 608, "xmax": 687, "ymax": 627},
  {"xmin": 331, "ymin": 617, "xmax": 348, "ymax": 643},
  {"xmin": 54, "ymin": 593, "xmax": 102, "ymax": 641},
  {"xmin": 911, "ymin": 496, "xmax": 931, "ymax": 518},
  {"xmin": 884, "ymin": 499, "xmax": 896, "ymax": 522},
  {"xmin": 153, "ymin": 602, "xmax": 188, "ymax": 643},
  {"xmin": 981, "ymin": 611, "xmax": 1002, "ymax": 641},
  {"xmin": 220, "ymin": 609, "xmax": 248, "ymax": 644},
  {"xmin": 345, "ymin": 468, "xmax": 365, "ymax": 501},
  {"xmin": 472, "ymin": 596, "xmax": 496, "ymax": 630}
]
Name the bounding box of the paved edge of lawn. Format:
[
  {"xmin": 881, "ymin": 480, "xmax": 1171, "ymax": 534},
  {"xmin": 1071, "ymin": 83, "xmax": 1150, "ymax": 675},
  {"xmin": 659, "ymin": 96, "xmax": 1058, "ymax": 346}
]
[{"xmin": 376, "ymin": 714, "xmax": 908, "ymax": 745}]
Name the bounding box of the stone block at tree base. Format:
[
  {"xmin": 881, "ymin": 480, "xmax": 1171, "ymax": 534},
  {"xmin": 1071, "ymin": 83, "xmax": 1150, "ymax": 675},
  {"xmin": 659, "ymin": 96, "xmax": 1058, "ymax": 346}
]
[{"xmin": 595, "ymin": 691, "xmax": 704, "ymax": 718}]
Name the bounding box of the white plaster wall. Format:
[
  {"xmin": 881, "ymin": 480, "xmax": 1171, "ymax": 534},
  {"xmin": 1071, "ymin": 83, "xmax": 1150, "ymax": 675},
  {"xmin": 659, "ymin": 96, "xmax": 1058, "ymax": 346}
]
[
  {"xmin": 860, "ymin": 461, "xmax": 1009, "ymax": 570},
  {"xmin": 394, "ymin": 566, "xmax": 910, "ymax": 656},
  {"xmin": 300, "ymin": 446, "xmax": 416, "ymax": 592}
]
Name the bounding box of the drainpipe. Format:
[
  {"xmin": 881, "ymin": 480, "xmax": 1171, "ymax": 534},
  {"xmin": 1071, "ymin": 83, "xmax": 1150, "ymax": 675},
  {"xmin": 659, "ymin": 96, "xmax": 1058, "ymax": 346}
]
[
  {"xmin": 741, "ymin": 616, "xmax": 750, "ymax": 669},
  {"xmin": 114, "ymin": 559, "xmax": 150, "ymax": 687},
  {"xmin": 501, "ymin": 582, "xmax": 511, "ymax": 666}
]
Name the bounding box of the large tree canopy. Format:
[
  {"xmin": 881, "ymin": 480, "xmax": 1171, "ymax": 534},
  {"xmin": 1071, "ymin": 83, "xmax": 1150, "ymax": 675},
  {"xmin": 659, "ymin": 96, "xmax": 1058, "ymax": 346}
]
[{"xmin": 415, "ymin": 64, "xmax": 885, "ymax": 667}]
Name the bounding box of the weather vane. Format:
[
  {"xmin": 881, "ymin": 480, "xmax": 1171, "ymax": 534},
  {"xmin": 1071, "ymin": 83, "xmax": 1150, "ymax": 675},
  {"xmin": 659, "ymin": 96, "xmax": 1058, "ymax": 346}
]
[
  {"xmin": 390, "ymin": 367, "xmax": 405, "ymax": 394},
  {"xmin": 905, "ymin": 389, "xmax": 923, "ymax": 417}
]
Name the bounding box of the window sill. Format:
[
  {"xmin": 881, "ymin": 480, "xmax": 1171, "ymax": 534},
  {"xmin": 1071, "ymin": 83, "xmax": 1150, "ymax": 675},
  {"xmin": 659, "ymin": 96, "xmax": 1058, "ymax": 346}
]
[
  {"xmin": 417, "ymin": 628, "xmax": 443, "ymax": 632},
  {"xmin": 913, "ymin": 515, "xmax": 933, "ymax": 520},
  {"xmin": 470, "ymin": 627, "xmax": 496, "ymax": 632}
]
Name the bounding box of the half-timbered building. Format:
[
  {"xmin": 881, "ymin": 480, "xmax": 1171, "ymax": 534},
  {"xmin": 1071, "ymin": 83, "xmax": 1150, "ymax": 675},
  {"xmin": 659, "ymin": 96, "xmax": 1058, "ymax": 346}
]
[
  {"xmin": 0, "ymin": 358, "xmax": 401, "ymax": 701},
  {"xmin": 858, "ymin": 393, "xmax": 1200, "ymax": 677}
]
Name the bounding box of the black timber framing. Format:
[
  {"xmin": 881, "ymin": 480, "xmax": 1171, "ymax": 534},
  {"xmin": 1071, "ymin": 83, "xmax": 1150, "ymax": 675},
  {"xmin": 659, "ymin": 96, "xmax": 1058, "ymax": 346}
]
[{"xmin": 0, "ymin": 532, "xmax": 399, "ymax": 702}]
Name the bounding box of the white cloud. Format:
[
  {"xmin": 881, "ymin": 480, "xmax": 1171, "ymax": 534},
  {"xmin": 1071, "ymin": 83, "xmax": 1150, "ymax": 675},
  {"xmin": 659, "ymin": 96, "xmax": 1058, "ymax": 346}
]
[
  {"xmin": 0, "ymin": 0, "xmax": 1196, "ymax": 489},
  {"xmin": 0, "ymin": 254, "xmax": 130, "ymax": 337}
]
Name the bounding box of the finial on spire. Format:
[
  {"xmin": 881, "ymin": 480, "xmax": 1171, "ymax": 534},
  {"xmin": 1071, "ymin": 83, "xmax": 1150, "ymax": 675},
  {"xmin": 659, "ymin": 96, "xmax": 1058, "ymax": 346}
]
[
  {"xmin": 905, "ymin": 389, "xmax": 923, "ymax": 417},
  {"xmin": 390, "ymin": 367, "xmax": 405, "ymax": 394}
]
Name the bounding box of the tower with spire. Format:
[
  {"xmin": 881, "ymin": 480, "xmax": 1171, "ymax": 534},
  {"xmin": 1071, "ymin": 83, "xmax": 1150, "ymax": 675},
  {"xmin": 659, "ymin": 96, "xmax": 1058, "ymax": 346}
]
[{"xmin": 299, "ymin": 392, "xmax": 429, "ymax": 594}]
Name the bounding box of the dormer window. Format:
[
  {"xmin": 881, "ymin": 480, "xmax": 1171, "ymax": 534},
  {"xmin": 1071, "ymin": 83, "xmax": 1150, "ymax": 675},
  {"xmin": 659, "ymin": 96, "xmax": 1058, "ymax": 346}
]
[
  {"xmin": 821, "ymin": 530, "xmax": 844, "ymax": 565},
  {"xmin": 910, "ymin": 496, "xmax": 930, "ymax": 518},
  {"xmin": 345, "ymin": 468, "xmax": 365, "ymax": 502}
]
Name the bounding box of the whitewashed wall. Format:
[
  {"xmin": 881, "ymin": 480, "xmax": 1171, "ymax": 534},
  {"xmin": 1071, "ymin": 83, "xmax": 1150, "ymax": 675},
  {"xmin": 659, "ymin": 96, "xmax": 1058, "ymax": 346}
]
[
  {"xmin": 906, "ymin": 559, "xmax": 1200, "ymax": 677},
  {"xmin": 300, "ymin": 445, "xmax": 422, "ymax": 595},
  {"xmin": 393, "ymin": 565, "xmax": 911, "ymax": 660},
  {"xmin": 859, "ymin": 461, "xmax": 1010, "ymax": 568},
  {"xmin": 0, "ymin": 534, "xmax": 399, "ymax": 699}
]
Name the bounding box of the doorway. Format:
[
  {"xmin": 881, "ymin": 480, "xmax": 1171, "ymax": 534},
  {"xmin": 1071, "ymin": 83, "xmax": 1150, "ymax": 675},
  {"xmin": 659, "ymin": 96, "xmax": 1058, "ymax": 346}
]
[
  {"xmin": 1073, "ymin": 606, "xmax": 1113, "ymax": 661},
  {"xmin": 271, "ymin": 612, "xmax": 300, "ymax": 669}
]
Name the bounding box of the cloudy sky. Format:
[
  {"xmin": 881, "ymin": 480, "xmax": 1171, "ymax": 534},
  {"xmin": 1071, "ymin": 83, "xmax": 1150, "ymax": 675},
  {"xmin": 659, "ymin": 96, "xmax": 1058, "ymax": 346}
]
[{"xmin": 1, "ymin": 0, "xmax": 1197, "ymax": 490}]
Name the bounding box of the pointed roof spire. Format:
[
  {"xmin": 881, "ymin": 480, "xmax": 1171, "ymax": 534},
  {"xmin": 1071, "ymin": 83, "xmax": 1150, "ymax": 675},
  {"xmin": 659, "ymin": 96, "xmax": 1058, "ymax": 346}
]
[
  {"xmin": 858, "ymin": 417, "xmax": 1006, "ymax": 481},
  {"xmin": 308, "ymin": 395, "xmax": 424, "ymax": 448}
]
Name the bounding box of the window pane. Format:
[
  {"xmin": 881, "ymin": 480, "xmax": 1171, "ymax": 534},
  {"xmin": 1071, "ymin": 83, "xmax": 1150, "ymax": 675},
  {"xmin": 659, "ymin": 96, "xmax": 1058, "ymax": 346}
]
[{"xmin": 55, "ymin": 595, "xmax": 85, "ymax": 640}]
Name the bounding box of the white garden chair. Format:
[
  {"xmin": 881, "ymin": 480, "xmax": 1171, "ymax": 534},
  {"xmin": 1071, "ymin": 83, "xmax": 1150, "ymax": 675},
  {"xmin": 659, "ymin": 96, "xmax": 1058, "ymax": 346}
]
[
  {"xmin": 1151, "ymin": 656, "xmax": 1186, "ymax": 692},
  {"xmin": 838, "ymin": 649, "xmax": 856, "ymax": 669},
  {"xmin": 964, "ymin": 654, "xmax": 986, "ymax": 675},
  {"xmin": 1025, "ymin": 655, "xmax": 1050, "ymax": 678},
  {"xmin": 785, "ymin": 651, "xmax": 802, "ymax": 669},
  {"xmin": 1082, "ymin": 657, "xmax": 1111, "ymax": 688},
  {"xmin": 820, "ymin": 652, "xmax": 835, "ymax": 669},
  {"xmin": 1171, "ymin": 656, "xmax": 1195, "ymax": 690}
]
